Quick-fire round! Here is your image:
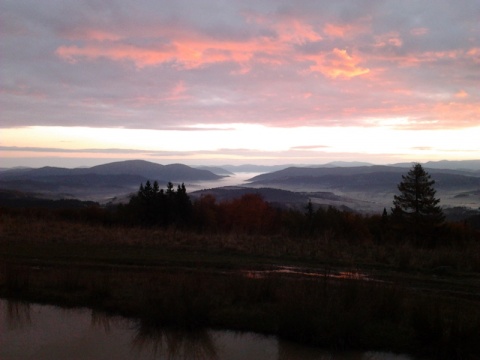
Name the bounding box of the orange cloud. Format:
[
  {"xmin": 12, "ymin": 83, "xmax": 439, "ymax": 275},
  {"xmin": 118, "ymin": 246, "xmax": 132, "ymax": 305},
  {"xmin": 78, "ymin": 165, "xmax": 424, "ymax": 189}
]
[
  {"xmin": 55, "ymin": 18, "xmax": 324, "ymax": 71},
  {"xmin": 467, "ymin": 47, "xmax": 480, "ymax": 63},
  {"xmin": 56, "ymin": 39, "xmax": 249, "ymax": 69},
  {"xmin": 455, "ymin": 90, "xmax": 469, "ymax": 98},
  {"xmin": 56, "ymin": 31, "xmax": 282, "ymax": 70},
  {"xmin": 307, "ymin": 48, "xmax": 370, "ymax": 78},
  {"xmin": 54, "ymin": 18, "xmax": 374, "ymax": 81},
  {"xmin": 431, "ymin": 102, "xmax": 480, "ymax": 128}
]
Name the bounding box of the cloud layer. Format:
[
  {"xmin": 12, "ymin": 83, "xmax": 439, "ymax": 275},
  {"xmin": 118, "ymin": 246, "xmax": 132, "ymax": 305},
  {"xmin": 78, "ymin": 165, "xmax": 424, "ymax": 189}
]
[{"xmin": 1, "ymin": 1, "xmax": 479, "ymax": 133}]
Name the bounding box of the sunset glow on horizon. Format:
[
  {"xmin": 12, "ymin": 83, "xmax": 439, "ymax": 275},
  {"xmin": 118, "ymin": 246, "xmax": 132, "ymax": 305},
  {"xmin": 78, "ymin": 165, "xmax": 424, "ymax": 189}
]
[{"xmin": 1, "ymin": 1, "xmax": 479, "ymax": 168}]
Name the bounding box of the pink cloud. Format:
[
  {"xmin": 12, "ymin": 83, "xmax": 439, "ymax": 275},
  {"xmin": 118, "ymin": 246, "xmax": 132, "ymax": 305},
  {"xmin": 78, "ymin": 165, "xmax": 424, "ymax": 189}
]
[
  {"xmin": 4, "ymin": 1, "xmax": 480, "ymax": 134},
  {"xmin": 273, "ymin": 18, "xmax": 322, "ymax": 44},
  {"xmin": 170, "ymin": 81, "xmax": 187, "ymax": 98},
  {"xmin": 455, "ymin": 90, "xmax": 469, "ymax": 98},
  {"xmin": 306, "ymin": 48, "xmax": 370, "ymax": 78},
  {"xmin": 56, "ymin": 44, "xmax": 169, "ymax": 66},
  {"xmin": 430, "ymin": 102, "xmax": 480, "ymax": 128},
  {"xmin": 61, "ymin": 27, "xmax": 122, "ymax": 42},
  {"xmin": 367, "ymin": 46, "xmax": 478, "ymax": 71},
  {"xmin": 467, "ymin": 48, "xmax": 480, "ymax": 62},
  {"xmin": 324, "ymin": 23, "xmax": 349, "ymax": 38},
  {"xmin": 323, "ymin": 22, "xmax": 368, "ymax": 39},
  {"xmin": 410, "ymin": 27, "xmax": 429, "ymax": 36},
  {"xmin": 55, "ymin": 17, "xmax": 371, "ymax": 80},
  {"xmin": 56, "ymin": 35, "xmax": 261, "ymax": 69},
  {"xmin": 374, "ymin": 32, "xmax": 403, "ymax": 48}
]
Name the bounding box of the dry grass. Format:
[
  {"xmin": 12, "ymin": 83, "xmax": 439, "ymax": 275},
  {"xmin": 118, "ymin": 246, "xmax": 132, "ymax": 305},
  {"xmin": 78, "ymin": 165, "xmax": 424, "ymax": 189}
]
[
  {"xmin": 2, "ymin": 212, "xmax": 480, "ymax": 358},
  {"xmin": 2, "ymin": 214, "xmax": 480, "ymax": 273}
]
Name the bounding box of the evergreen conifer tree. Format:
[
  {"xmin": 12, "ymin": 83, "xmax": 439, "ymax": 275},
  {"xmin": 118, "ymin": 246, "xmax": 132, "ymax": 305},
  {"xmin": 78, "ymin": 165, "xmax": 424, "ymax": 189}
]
[{"xmin": 392, "ymin": 163, "xmax": 444, "ymax": 244}]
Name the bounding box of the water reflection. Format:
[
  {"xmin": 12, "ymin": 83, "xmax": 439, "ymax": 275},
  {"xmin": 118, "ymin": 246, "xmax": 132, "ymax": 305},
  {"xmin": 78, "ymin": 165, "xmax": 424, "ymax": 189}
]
[
  {"xmin": 88, "ymin": 310, "xmax": 219, "ymax": 359},
  {"xmin": 131, "ymin": 325, "xmax": 218, "ymax": 359},
  {"xmin": 279, "ymin": 341, "xmax": 413, "ymax": 360},
  {"xmin": 5, "ymin": 300, "xmax": 31, "ymax": 329},
  {"xmin": 243, "ymin": 266, "xmax": 372, "ymax": 281},
  {"xmin": 0, "ymin": 298, "xmax": 414, "ymax": 360}
]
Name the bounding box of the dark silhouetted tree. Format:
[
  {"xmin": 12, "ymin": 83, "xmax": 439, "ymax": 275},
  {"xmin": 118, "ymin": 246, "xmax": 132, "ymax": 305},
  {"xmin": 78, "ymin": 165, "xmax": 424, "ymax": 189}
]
[
  {"xmin": 305, "ymin": 199, "xmax": 315, "ymax": 235},
  {"xmin": 193, "ymin": 194, "xmax": 220, "ymax": 232},
  {"xmin": 125, "ymin": 181, "xmax": 192, "ymax": 227},
  {"xmin": 392, "ymin": 163, "xmax": 444, "ymax": 245},
  {"xmin": 175, "ymin": 183, "xmax": 193, "ymax": 226}
]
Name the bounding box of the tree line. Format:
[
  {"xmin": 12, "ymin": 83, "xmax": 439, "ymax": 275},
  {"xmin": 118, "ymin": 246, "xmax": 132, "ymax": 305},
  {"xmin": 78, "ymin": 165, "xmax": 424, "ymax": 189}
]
[
  {"xmin": 113, "ymin": 164, "xmax": 477, "ymax": 247},
  {"xmin": 1, "ymin": 164, "xmax": 479, "ymax": 248},
  {"xmin": 117, "ymin": 181, "xmax": 192, "ymax": 227}
]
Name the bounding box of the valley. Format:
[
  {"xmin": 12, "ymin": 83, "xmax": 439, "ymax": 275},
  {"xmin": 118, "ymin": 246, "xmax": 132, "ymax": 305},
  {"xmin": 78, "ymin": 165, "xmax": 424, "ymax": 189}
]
[{"xmin": 1, "ymin": 159, "xmax": 480, "ymax": 216}]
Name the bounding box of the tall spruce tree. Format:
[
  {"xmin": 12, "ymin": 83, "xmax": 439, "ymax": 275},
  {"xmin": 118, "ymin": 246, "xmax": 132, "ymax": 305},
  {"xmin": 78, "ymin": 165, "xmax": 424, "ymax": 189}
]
[{"xmin": 392, "ymin": 163, "xmax": 444, "ymax": 244}]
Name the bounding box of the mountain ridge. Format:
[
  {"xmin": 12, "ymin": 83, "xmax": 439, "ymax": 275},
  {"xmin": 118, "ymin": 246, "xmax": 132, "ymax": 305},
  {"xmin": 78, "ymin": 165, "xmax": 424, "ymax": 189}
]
[
  {"xmin": 0, "ymin": 160, "xmax": 223, "ymax": 201},
  {"xmin": 1, "ymin": 159, "xmax": 479, "ymax": 209},
  {"xmin": 0, "ymin": 160, "xmax": 222, "ymax": 182}
]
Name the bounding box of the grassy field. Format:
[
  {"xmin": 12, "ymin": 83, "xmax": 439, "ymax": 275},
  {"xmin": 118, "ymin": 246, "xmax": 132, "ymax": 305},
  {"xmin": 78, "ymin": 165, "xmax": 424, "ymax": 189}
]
[{"xmin": 1, "ymin": 214, "xmax": 480, "ymax": 359}]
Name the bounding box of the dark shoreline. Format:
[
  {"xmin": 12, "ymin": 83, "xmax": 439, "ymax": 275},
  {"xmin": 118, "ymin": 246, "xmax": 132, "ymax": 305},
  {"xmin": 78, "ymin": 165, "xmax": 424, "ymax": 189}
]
[
  {"xmin": 1, "ymin": 214, "xmax": 480, "ymax": 359},
  {"xmin": 2, "ymin": 254, "xmax": 480, "ymax": 360}
]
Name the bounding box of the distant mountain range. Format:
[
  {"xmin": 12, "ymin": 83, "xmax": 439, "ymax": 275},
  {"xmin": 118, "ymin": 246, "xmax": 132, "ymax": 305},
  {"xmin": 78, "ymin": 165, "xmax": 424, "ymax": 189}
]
[
  {"xmin": 0, "ymin": 160, "xmax": 222, "ymax": 180},
  {"xmin": 243, "ymin": 164, "xmax": 480, "ymax": 212},
  {"xmin": 391, "ymin": 160, "xmax": 480, "ymax": 171},
  {"xmin": 247, "ymin": 165, "xmax": 480, "ymax": 192},
  {"xmin": 1, "ymin": 159, "xmax": 479, "ymax": 211},
  {"xmin": 192, "ymin": 160, "xmax": 480, "ymax": 213},
  {"xmin": 209, "ymin": 160, "xmax": 480, "ymax": 174},
  {"xmin": 216, "ymin": 161, "xmax": 378, "ymax": 173},
  {"xmin": 0, "ymin": 160, "xmax": 223, "ymax": 200}
]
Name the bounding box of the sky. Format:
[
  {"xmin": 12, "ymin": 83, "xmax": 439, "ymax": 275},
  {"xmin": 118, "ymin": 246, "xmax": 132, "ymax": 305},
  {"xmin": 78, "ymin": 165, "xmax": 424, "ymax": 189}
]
[{"xmin": 1, "ymin": 0, "xmax": 479, "ymax": 168}]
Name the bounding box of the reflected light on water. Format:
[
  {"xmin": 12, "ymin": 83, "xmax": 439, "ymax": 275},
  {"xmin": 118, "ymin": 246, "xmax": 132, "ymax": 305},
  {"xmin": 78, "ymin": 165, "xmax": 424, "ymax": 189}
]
[
  {"xmin": 243, "ymin": 266, "xmax": 371, "ymax": 281},
  {"xmin": 6, "ymin": 300, "xmax": 31, "ymax": 330},
  {"xmin": 0, "ymin": 298, "xmax": 414, "ymax": 360}
]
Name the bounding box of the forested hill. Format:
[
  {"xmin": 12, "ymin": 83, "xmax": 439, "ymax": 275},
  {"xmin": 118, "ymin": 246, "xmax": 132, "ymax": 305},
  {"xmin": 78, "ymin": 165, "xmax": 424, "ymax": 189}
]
[
  {"xmin": 0, "ymin": 160, "xmax": 223, "ymax": 200},
  {"xmin": 247, "ymin": 165, "xmax": 480, "ymax": 192},
  {"xmin": 0, "ymin": 160, "xmax": 222, "ymax": 181}
]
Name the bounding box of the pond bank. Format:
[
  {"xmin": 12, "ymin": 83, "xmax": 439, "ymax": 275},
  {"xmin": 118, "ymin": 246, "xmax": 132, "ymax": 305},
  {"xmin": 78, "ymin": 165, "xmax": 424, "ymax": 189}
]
[
  {"xmin": 0, "ymin": 298, "xmax": 417, "ymax": 360},
  {"xmin": 1, "ymin": 214, "xmax": 480, "ymax": 359},
  {"xmin": 1, "ymin": 255, "xmax": 479, "ymax": 360}
]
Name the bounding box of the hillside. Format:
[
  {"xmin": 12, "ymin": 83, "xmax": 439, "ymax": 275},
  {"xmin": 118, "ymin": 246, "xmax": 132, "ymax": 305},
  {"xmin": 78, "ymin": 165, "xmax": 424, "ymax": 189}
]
[
  {"xmin": 0, "ymin": 160, "xmax": 222, "ymax": 181},
  {"xmin": 0, "ymin": 160, "xmax": 223, "ymax": 201},
  {"xmin": 248, "ymin": 165, "xmax": 480, "ymax": 191},
  {"xmin": 2, "ymin": 160, "xmax": 479, "ymax": 211},
  {"xmin": 191, "ymin": 186, "xmax": 358, "ymax": 212},
  {"xmin": 246, "ymin": 164, "xmax": 480, "ymax": 212}
]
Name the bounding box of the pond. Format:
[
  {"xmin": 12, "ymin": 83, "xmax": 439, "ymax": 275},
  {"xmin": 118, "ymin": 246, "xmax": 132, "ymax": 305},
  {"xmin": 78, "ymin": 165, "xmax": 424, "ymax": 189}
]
[{"xmin": 0, "ymin": 299, "xmax": 415, "ymax": 360}]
